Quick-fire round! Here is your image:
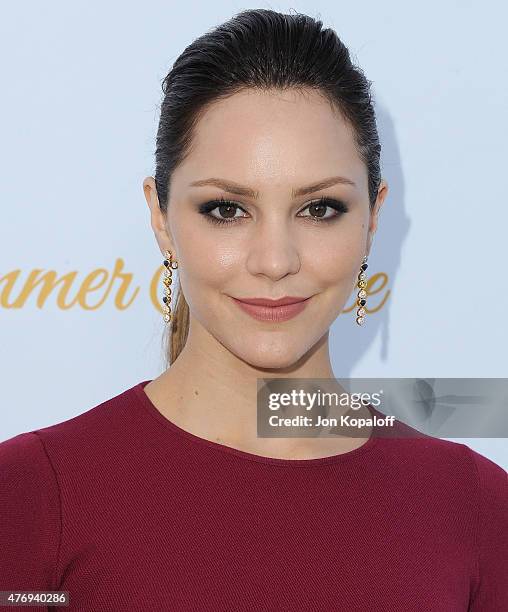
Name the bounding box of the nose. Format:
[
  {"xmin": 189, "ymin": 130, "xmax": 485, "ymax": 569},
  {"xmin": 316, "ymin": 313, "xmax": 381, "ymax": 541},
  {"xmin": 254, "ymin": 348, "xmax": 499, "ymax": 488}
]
[{"xmin": 245, "ymin": 216, "xmax": 301, "ymax": 281}]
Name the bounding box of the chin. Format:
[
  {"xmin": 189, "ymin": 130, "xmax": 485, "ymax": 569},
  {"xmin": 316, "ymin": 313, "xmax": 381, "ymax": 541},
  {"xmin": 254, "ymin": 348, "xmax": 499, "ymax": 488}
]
[{"xmin": 233, "ymin": 341, "xmax": 305, "ymax": 371}]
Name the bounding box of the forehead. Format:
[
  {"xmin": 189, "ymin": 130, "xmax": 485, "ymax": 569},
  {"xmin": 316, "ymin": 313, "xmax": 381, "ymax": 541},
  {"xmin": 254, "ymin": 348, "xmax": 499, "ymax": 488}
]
[{"xmin": 173, "ymin": 88, "xmax": 367, "ymax": 192}]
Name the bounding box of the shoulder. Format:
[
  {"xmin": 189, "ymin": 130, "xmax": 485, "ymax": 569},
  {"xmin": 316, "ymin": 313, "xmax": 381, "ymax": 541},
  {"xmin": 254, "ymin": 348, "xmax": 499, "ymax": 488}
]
[
  {"xmin": 463, "ymin": 444, "xmax": 508, "ymax": 487},
  {"xmin": 414, "ymin": 437, "xmax": 506, "ymax": 488},
  {"xmin": 462, "ymin": 445, "xmax": 508, "ymax": 527},
  {"xmin": 0, "ymin": 432, "xmax": 61, "ymax": 589},
  {"xmin": 1, "ymin": 381, "xmax": 144, "ymax": 474},
  {"xmin": 0, "ymin": 430, "xmax": 60, "ymax": 520},
  {"xmin": 376, "ymin": 408, "xmax": 507, "ymax": 490},
  {"xmin": 28, "ymin": 381, "xmax": 142, "ymax": 450},
  {"xmin": 459, "ymin": 446, "xmax": 508, "ymax": 607},
  {"xmin": 397, "ymin": 436, "xmax": 507, "ymax": 522},
  {"xmin": 378, "ymin": 429, "xmax": 506, "ymax": 495},
  {"xmin": 456, "ymin": 444, "xmax": 507, "ymax": 527},
  {"xmin": 0, "ymin": 430, "xmax": 54, "ymax": 481},
  {"xmin": 0, "ymin": 431, "xmax": 60, "ymax": 519}
]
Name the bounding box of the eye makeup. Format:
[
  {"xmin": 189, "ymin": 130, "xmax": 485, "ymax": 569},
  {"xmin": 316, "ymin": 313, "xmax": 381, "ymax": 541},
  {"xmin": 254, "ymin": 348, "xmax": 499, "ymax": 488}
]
[{"xmin": 197, "ymin": 195, "xmax": 349, "ymax": 226}]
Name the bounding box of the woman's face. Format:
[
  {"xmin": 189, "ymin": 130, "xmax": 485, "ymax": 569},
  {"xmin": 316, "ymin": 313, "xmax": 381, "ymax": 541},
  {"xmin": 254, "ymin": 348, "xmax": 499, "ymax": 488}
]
[{"xmin": 146, "ymin": 88, "xmax": 387, "ymax": 369}]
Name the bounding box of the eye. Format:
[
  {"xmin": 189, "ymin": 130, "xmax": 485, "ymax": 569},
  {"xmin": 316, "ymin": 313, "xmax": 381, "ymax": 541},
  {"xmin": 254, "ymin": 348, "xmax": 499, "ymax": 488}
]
[
  {"xmin": 197, "ymin": 195, "xmax": 349, "ymax": 226},
  {"xmin": 297, "ymin": 197, "xmax": 349, "ymax": 222},
  {"xmin": 198, "ymin": 197, "xmax": 249, "ymax": 225}
]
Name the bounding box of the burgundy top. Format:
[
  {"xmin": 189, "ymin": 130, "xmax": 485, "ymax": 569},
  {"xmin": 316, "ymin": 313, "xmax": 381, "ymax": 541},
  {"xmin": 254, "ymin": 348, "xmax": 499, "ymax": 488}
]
[{"xmin": 0, "ymin": 380, "xmax": 507, "ymax": 611}]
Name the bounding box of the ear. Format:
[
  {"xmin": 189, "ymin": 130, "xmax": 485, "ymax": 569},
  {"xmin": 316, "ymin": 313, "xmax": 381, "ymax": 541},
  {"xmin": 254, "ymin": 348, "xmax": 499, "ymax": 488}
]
[
  {"xmin": 142, "ymin": 176, "xmax": 176, "ymax": 258},
  {"xmin": 366, "ymin": 178, "xmax": 388, "ymax": 256}
]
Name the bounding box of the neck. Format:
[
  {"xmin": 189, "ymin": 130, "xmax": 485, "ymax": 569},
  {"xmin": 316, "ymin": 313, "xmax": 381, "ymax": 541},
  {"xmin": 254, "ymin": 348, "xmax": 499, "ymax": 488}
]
[{"xmin": 147, "ymin": 315, "xmax": 366, "ymax": 459}]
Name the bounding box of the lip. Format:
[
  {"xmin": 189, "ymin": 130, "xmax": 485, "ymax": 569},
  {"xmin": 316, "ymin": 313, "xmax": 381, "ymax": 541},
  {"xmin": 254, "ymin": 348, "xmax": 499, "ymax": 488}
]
[
  {"xmin": 230, "ymin": 295, "xmax": 312, "ymax": 322},
  {"xmin": 233, "ymin": 296, "xmax": 309, "ymax": 307}
]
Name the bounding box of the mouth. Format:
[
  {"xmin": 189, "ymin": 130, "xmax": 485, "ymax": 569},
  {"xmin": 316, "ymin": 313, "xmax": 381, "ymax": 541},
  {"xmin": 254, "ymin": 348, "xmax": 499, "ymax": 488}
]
[{"xmin": 229, "ymin": 295, "xmax": 313, "ymax": 322}]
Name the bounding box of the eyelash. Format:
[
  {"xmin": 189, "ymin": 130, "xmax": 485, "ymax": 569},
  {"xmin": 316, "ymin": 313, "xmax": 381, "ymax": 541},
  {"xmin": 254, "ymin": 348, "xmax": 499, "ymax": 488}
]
[{"xmin": 198, "ymin": 196, "xmax": 349, "ymax": 226}]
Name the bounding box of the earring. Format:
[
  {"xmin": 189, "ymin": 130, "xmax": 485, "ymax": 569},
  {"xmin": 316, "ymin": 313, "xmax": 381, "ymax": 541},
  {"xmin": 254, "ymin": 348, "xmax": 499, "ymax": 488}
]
[
  {"xmin": 162, "ymin": 249, "xmax": 178, "ymax": 324},
  {"xmin": 356, "ymin": 255, "xmax": 368, "ymax": 326}
]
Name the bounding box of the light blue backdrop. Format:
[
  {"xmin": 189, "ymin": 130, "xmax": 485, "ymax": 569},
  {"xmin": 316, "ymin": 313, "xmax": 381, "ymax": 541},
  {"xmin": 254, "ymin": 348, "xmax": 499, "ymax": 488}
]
[{"xmin": 1, "ymin": 1, "xmax": 506, "ymax": 469}]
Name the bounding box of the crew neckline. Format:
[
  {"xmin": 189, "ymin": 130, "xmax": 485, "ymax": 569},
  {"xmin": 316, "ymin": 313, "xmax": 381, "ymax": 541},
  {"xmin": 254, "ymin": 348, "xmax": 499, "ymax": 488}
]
[{"xmin": 133, "ymin": 379, "xmax": 381, "ymax": 467}]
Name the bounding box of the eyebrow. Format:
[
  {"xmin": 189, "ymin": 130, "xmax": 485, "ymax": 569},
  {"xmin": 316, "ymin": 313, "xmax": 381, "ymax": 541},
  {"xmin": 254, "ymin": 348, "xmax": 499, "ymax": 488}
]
[{"xmin": 189, "ymin": 175, "xmax": 356, "ymax": 198}]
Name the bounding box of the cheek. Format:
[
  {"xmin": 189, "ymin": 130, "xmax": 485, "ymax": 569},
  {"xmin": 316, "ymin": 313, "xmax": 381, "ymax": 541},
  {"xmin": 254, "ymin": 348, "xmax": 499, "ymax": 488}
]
[
  {"xmin": 303, "ymin": 227, "xmax": 364, "ymax": 286},
  {"xmin": 173, "ymin": 205, "xmax": 368, "ymax": 293},
  {"xmin": 178, "ymin": 236, "xmax": 243, "ymax": 292},
  {"xmin": 170, "ymin": 209, "xmax": 243, "ymax": 284}
]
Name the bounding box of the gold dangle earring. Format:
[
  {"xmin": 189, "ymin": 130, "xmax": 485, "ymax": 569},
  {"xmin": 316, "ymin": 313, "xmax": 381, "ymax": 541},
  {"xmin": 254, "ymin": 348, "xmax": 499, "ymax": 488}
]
[
  {"xmin": 162, "ymin": 249, "xmax": 178, "ymax": 324},
  {"xmin": 355, "ymin": 255, "xmax": 368, "ymax": 326}
]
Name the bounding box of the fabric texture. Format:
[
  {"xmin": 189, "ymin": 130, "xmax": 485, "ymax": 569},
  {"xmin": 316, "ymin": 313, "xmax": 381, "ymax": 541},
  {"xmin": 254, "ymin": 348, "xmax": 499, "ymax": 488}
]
[{"xmin": 0, "ymin": 380, "xmax": 507, "ymax": 611}]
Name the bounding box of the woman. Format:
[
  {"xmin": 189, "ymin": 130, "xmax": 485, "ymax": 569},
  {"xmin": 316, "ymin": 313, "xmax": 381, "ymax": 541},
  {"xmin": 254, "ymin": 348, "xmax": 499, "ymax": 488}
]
[{"xmin": 1, "ymin": 8, "xmax": 506, "ymax": 611}]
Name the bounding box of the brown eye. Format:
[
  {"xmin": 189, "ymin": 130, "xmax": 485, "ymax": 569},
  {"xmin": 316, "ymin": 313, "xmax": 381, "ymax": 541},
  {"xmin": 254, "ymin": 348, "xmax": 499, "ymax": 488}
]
[
  {"xmin": 308, "ymin": 203, "xmax": 327, "ymax": 218},
  {"xmin": 298, "ymin": 197, "xmax": 349, "ymax": 221},
  {"xmin": 217, "ymin": 204, "xmax": 238, "ymax": 218},
  {"xmin": 198, "ymin": 197, "xmax": 249, "ymax": 225},
  {"xmin": 198, "ymin": 196, "xmax": 348, "ymax": 227}
]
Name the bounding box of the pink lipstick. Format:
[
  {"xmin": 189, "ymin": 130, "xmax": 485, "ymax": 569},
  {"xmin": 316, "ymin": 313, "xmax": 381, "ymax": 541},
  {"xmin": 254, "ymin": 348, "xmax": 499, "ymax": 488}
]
[{"xmin": 230, "ymin": 295, "xmax": 312, "ymax": 322}]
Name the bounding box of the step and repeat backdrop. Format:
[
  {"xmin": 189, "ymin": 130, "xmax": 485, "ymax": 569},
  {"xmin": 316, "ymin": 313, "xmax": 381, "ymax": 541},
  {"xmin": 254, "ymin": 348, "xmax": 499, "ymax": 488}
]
[{"xmin": 1, "ymin": 1, "xmax": 506, "ymax": 469}]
